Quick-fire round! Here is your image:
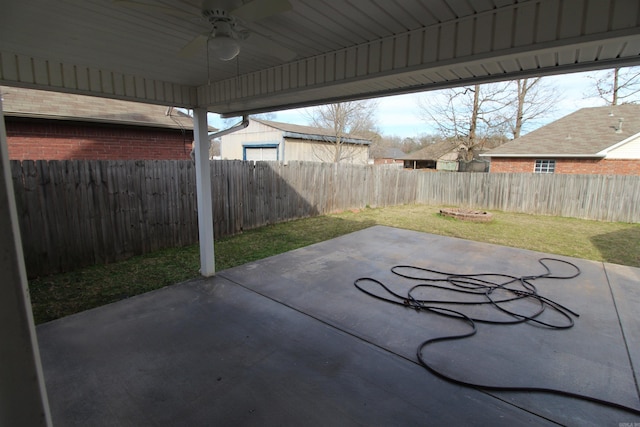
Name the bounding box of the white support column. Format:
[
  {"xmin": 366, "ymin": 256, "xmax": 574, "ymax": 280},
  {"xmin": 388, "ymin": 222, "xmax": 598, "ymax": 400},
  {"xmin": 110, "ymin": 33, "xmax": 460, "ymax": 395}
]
[
  {"xmin": 193, "ymin": 108, "xmax": 215, "ymax": 277},
  {"xmin": 0, "ymin": 99, "xmax": 52, "ymax": 425}
]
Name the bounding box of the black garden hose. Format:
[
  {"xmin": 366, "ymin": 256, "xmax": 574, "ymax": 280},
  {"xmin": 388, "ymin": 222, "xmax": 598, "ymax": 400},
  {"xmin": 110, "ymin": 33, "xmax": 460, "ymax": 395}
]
[{"xmin": 354, "ymin": 257, "xmax": 640, "ymax": 417}]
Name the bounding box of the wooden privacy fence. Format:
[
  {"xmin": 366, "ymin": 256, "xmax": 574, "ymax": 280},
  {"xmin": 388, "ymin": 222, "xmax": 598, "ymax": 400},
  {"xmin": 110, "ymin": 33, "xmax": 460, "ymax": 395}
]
[
  {"xmin": 415, "ymin": 172, "xmax": 640, "ymax": 223},
  {"xmin": 11, "ymin": 160, "xmax": 199, "ymax": 277},
  {"xmin": 213, "ymin": 161, "xmax": 419, "ymax": 237},
  {"xmin": 10, "ymin": 159, "xmax": 640, "ymax": 277}
]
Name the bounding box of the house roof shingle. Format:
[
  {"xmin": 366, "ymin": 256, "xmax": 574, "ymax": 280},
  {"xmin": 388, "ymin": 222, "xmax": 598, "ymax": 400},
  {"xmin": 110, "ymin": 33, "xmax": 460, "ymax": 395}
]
[
  {"xmin": 484, "ymin": 104, "xmax": 640, "ymax": 157},
  {"xmin": 398, "ymin": 140, "xmax": 463, "ymax": 161},
  {"xmin": 1, "ymin": 86, "xmax": 200, "ymax": 130},
  {"xmin": 373, "ymin": 147, "xmax": 406, "ymax": 159}
]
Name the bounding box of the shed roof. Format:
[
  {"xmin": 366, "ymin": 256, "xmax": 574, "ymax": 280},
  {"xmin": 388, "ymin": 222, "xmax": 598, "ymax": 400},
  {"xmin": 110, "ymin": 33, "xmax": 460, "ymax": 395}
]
[
  {"xmin": 483, "ymin": 104, "xmax": 640, "ymax": 158},
  {"xmin": 254, "ymin": 118, "xmax": 371, "ymax": 145},
  {"xmin": 1, "ymin": 86, "xmax": 198, "ymax": 131},
  {"xmin": 399, "ymin": 140, "xmax": 464, "ymax": 161}
]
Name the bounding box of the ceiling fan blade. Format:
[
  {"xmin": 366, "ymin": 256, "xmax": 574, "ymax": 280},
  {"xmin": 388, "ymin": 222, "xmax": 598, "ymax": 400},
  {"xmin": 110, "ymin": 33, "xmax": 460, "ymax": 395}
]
[
  {"xmin": 246, "ymin": 33, "xmax": 296, "ymax": 61},
  {"xmin": 113, "ymin": 0, "xmax": 195, "ymax": 19},
  {"xmin": 179, "ymin": 33, "xmax": 210, "ymax": 58},
  {"xmin": 230, "ymin": 0, "xmax": 292, "ymax": 22}
]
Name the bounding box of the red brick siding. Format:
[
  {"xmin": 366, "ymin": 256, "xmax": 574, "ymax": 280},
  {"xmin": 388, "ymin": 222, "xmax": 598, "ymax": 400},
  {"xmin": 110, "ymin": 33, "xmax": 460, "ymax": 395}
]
[
  {"xmin": 6, "ymin": 119, "xmax": 194, "ymax": 160},
  {"xmin": 490, "ymin": 157, "xmax": 640, "ymax": 175},
  {"xmin": 489, "ymin": 158, "xmax": 531, "ymax": 173}
]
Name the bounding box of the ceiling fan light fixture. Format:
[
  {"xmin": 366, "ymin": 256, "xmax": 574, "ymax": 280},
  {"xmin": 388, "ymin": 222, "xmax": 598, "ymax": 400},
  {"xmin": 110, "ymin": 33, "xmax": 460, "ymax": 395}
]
[{"xmin": 209, "ymin": 34, "xmax": 240, "ymax": 61}]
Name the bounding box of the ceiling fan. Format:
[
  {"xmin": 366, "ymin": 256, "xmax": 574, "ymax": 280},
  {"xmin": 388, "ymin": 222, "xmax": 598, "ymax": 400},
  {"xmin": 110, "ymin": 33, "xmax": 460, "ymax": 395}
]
[{"xmin": 114, "ymin": 0, "xmax": 296, "ymax": 61}]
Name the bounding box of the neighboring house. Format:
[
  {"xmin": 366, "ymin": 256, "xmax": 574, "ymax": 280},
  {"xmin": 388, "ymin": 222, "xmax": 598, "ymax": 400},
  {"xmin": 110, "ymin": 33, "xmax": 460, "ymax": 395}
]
[
  {"xmin": 398, "ymin": 140, "xmax": 468, "ymax": 171},
  {"xmin": 372, "ymin": 147, "xmax": 405, "ymax": 165},
  {"xmin": 482, "ymin": 104, "xmax": 640, "ymax": 175},
  {"xmin": 2, "ymin": 86, "xmax": 201, "ymax": 160},
  {"xmin": 220, "ymin": 118, "xmax": 371, "ymax": 164}
]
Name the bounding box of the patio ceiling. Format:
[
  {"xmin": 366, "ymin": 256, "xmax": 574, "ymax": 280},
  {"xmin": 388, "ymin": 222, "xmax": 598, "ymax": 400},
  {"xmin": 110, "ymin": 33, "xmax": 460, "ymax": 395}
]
[
  {"xmin": 2, "ymin": 1, "xmax": 640, "ymax": 425},
  {"xmin": 1, "ymin": 0, "xmax": 640, "ymax": 117}
]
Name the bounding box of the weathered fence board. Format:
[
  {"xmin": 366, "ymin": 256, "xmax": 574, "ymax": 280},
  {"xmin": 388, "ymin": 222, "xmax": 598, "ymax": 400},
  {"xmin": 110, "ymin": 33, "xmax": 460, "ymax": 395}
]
[
  {"xmin": 10, "ymin": 159, "xmax": 640, "ymax": 277},
  {"xmin": 416, "ymin": 172, "xmax": 640, "ymax": 223}
]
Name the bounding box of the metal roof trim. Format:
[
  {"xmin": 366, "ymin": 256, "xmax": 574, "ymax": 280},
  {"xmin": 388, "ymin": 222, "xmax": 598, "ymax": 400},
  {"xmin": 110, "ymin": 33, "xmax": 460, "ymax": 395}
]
[{"xmin": 282, "ymin": 131, "xmax": 371, "ymax": 145}]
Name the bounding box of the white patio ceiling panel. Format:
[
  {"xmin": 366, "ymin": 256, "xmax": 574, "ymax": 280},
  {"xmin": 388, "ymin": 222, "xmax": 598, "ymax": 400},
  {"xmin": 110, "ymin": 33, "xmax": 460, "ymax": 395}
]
[{"xmin": 1, "ymin": 0, "xmax": 640, "ymax": 116}]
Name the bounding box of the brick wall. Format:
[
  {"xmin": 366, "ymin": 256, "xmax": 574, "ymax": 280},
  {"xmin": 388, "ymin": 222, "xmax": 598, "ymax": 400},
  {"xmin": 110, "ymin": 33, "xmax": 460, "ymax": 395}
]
[
  {"xmin": 6, "ymin": 118, "xmax": 194, "ymax": 160},
  {"xmin": 489, "ymin": 158, "xmax": 531, "ymax": 173},
  {"xmin": 490, "ymin": 157, "xmax": 640, "ymax": 175}
]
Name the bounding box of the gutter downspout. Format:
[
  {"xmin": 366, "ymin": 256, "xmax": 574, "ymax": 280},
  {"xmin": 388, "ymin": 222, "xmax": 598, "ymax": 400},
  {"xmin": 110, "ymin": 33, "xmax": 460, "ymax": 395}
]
[
  {"xmin": 194, "ymin": 113, "xmax": 249, "ymax": 277},
  {"xmin": 209, "ymin": 115, "xmax": 250, "ymax": 141}
]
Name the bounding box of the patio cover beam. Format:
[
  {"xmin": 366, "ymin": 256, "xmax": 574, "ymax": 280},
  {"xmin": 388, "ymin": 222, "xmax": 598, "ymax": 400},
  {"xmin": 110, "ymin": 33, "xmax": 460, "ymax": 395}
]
[{"xmin": 193, "ymin": 108, "xmax": 215, "ymax": 277}]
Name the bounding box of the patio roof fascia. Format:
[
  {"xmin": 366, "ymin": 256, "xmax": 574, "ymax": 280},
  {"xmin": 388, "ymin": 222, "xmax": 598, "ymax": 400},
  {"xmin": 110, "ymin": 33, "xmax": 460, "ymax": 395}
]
[
  {"xmin": 2, "ymin": 17, "xmax": 640, "ymax": 115},
  {"xmin": 198, "ymin": 30, "xmax": 640, "ymax": 118},
  {"xmin": 0, "ymin": 53, "xmax": 199, "ymax": 108}
]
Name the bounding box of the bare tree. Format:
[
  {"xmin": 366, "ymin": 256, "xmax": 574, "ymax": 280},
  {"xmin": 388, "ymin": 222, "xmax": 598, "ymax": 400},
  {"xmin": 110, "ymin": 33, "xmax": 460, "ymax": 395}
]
[
  {"xmin": 306, "ymin": 100, "xmax": 379, "ymax": 163},
  {"xmin": 586, "ymin": 66, "xmax": 640, "ymax": 105},
  {"xmin": 209, "ymin": 138, "xmax": 221, "ymax": 158},
  {"xmin": 417, "ymin": 83, "xmax": 511, "ymax": 157},
  {"xmin": 419, "ymin": 78, "xmax": 560, "ymax": 146},
  {"xmin": 506, "ymin": 77, "xmax": 560, "ymax": 139},
  {"xmin": 369, "ymin": 135, "xmax": 401, "ymax": 158}
]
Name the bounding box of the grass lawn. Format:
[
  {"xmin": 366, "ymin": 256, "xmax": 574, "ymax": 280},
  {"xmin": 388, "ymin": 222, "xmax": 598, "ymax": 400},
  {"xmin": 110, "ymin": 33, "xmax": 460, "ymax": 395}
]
[{"xmin": 28, "ymin": 204, "xmax": 640, "ymax": 324}]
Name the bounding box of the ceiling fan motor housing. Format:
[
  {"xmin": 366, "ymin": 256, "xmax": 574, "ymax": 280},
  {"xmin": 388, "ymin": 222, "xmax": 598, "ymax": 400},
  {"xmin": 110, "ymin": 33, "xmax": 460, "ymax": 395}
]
[
  {"xmin": 202, "ymin": 8, "xmax": 241, "ymax": 60},
  {"xmin": 203, "ymin": 9, "xmax": 237, "ymax": 37},
  {"xmin": 203, "ymin": 9, "xmax": 233, "ymax": 24}
]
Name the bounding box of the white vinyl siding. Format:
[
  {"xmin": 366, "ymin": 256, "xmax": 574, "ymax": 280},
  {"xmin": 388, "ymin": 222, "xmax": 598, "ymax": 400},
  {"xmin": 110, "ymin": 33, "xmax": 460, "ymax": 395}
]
[
  {"xmin": 605, "ymin": 134, "xmax": 640, "ymax": 159},
  {"xmin": 221, "ymin": 121, "xmax": 282, "ymax": 160},
  {"xmin": 221, "ymin": 120, "xmax": 370, "ymax": 164},
  {"xmin": 285, "ymin": 139, "xmax": 369, "ymax": 164}
]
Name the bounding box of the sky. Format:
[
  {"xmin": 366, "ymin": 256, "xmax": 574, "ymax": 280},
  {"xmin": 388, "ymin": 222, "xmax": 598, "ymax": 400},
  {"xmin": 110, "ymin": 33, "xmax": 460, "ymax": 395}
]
[{"xmin": 207, "ymin": 69, "xmax": 617, "ymax": 140}]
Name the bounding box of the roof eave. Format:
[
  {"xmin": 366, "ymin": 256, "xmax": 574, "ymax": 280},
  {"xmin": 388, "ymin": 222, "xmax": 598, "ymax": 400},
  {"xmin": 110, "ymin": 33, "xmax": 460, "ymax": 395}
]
[
  {"xmin": 5, "ymin": 112, "xmax": 195, "ymax": 131},
  {"xmin": 283, "ymin": 131, "xmax": 371, "ymax": 145},
  {"xmin": 480, "ymin": 153, "xmax": 606, "ymax": 158}
]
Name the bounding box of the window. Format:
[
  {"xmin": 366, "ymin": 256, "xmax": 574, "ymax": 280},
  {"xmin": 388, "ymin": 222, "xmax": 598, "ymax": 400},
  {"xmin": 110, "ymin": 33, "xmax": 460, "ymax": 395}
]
[
  {"xmin": 534, "ymin": 159, "xmax": 555, "ymax": 173},
  {"xmin": 243, "ymin": 144, "xmax": 279, "ymax": 161}
]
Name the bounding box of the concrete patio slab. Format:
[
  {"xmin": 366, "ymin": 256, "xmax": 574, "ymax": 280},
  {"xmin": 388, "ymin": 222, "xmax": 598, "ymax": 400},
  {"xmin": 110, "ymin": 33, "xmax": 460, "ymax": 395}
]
[{"xmin": 37, "ymin": 226, "xmax": 640, "ymax": 426}]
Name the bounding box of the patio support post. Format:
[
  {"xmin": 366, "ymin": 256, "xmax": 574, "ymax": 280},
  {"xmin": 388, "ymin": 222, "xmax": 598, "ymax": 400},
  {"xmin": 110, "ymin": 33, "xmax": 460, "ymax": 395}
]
[
  {"xmin": 0, "ymin": 100, "xmax": 52, "ymax": 425},
  {"xmin": 193, "ymin": 107, "xmax": 215, "ymax": 276}
]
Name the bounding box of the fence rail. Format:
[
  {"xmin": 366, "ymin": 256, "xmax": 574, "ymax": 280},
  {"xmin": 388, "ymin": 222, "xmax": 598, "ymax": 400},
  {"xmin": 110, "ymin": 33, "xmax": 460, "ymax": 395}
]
[{"xmin": 10, "ymin": 160, "xmax": 640, "ymax": 277}]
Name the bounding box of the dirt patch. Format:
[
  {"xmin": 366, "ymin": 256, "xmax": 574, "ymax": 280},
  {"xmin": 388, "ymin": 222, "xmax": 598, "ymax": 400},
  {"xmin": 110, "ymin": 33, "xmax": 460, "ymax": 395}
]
[{"xmin": 440, "ymin": 208, "xmax": 493, "ymax": 222}]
